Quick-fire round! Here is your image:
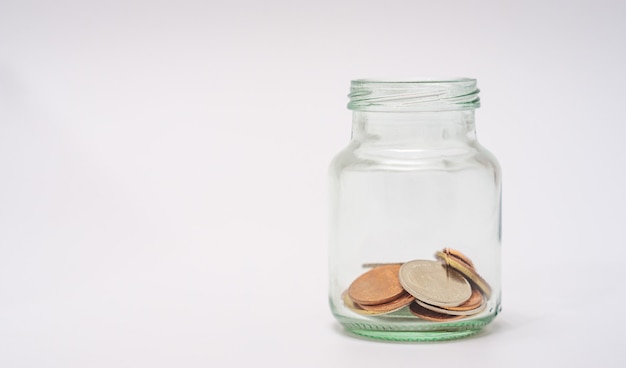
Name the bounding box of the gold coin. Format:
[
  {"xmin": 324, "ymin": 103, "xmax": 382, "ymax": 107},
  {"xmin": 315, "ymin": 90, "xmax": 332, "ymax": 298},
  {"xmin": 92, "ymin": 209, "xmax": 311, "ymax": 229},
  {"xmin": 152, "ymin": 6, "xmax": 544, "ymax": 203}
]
[
  {"xmin": 440, "ymin": 248, "xmax": 475, "ymax": 270},
  {"xmin": 357, "ymin": 292, "xmax": 415, "ymax": 313},
  {"xmin": 408, "ymin": 301, "xmax": 466, "ymax": 322},
  {"xmin": 435, "ymin": 251, "xmax": 492, "ymax": 299},
  {"xmin": 348, "ymin": 264, "xmax": 404, "ymax": 306},
  {"xmin": 415, "ymin": 288, "xmax": 486, "ymax": 316},
  {"xmin": 399, "ymin": 260, "xmax": 471, "ymax": 307}
]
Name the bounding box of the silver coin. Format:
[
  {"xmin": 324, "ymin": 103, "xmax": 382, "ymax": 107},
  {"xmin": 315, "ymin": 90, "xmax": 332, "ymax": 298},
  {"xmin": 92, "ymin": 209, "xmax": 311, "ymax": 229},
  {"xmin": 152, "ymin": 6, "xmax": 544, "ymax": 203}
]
[
  {"xmin": 399, "ymin": 260, "xmax": 471, "ymax": 307},
  {"xmin": 414, "ymin": 297, "xmax": 486, "ymax": 316},
  {"xmin": 435, "ymin": 251, "xmax": 492, "ymax": 299}
]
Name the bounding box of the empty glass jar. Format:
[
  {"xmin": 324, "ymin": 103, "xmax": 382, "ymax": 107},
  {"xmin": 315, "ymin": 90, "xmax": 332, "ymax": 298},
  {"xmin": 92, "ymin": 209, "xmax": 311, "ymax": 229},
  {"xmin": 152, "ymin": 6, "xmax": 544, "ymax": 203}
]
[{"xmin": 328, "ymin": 78, "xmax": 501, "ymax": 341}]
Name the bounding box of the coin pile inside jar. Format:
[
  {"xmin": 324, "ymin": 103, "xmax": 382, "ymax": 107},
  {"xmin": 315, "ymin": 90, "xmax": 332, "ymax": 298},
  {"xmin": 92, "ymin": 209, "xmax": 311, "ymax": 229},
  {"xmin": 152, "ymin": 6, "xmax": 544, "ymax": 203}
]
[{"xmin": 343, "ymin": 248, "xmax": 492, "ymax": 321}]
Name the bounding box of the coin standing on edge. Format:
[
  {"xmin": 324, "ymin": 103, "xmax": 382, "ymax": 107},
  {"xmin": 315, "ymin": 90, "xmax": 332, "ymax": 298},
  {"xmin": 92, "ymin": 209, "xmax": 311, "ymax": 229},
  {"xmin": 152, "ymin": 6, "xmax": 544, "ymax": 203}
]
[
  {"xmin": 435, "ymin": 251, "xmax": 492, "ymax": 299},
  {"xmin": 441, "ymin": 248, "xmax": 475, "ymax": 270}
]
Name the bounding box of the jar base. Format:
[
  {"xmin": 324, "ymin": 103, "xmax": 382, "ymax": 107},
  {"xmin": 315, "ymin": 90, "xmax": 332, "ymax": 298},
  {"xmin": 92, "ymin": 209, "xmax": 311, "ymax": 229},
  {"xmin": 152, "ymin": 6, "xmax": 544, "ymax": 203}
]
[{"xmin": 336, "ymin": 313, "xmax": 496, "ymax": 342}]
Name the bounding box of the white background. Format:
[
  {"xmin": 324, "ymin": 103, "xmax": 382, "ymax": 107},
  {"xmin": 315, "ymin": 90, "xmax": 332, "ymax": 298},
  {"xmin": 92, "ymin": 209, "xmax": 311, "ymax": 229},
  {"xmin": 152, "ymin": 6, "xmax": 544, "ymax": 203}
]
[{"xmin": 1, "ymin": 0, "xmax": 625, "ymax": 367}]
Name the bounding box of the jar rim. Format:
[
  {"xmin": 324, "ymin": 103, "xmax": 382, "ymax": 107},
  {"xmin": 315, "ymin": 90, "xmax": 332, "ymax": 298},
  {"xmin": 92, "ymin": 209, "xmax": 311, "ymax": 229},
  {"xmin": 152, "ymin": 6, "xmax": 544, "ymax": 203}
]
[
  {"xmin": 348, "ymin": 77, "xmax": 480, "ymax": 112},
  {"xmin": 351, "ymin": 77, "xmax": 476, "ymax": 84}
]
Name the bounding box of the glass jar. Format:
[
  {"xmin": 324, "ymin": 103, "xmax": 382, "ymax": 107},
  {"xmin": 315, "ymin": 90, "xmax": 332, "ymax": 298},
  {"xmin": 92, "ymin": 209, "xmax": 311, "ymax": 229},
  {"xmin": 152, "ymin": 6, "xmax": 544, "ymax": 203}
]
[{"xmin": 328, "ymin": 78, "xmax": 501, "ymax": 341}]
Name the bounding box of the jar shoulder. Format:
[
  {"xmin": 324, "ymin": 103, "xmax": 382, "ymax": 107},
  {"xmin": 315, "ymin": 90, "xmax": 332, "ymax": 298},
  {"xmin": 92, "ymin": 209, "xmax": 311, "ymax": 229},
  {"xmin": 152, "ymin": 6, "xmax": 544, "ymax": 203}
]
[{"xmin": 329, "ymin": 141, "xmax": 501, "ymax": 176}]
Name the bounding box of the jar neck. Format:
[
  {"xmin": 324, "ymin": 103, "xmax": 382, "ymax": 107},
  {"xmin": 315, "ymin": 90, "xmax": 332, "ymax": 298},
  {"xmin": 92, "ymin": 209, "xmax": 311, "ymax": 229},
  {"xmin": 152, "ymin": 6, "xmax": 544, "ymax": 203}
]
[{"xmin": 351, "ymin": 110, "xmax": 477, "ymax": 145}]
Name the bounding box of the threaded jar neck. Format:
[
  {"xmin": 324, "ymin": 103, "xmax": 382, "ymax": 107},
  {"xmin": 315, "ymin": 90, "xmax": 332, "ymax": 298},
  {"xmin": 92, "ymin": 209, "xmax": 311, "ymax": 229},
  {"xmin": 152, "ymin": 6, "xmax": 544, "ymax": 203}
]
[{"xmin": 348, "ymin": 78, "xmax": 480, "ymax": 112}]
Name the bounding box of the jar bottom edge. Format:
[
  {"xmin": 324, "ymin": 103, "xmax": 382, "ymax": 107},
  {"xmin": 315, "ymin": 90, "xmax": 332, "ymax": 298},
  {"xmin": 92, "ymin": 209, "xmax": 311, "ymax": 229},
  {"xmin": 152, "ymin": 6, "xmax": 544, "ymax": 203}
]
[{"xmin": 336, "ymin": 313, "xmax": 496, "ymax": 342}]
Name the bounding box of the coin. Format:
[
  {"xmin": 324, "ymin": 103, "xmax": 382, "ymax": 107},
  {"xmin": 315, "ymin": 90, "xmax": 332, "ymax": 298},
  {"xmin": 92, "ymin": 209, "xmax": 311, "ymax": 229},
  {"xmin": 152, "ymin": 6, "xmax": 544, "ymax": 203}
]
[
  {"xmin": 445, "ymin": 287, "xmax": 484, "ymax": 311},
  {"xmin": 415, "ymin": 288, "xmax": 486, "ymax": 316},
  {"xmin": 440, "ymin": 248, "xmax": 475, "ymax": 270},
  {"xmin": 357, "ymin": 292, "xmax": 415, "ymax": 313},
  {"xmin": 362, "ymin": 262, "xmax": 403, "ymax": 269},
  {"xmin": 348, "ymin": 264, "xmax": 405, "ymax": 306},
  {"xmin": 342, "ymin": 292, "xmax": 381, "ymax": 315},
  {"xmin": 435, "ymin": 251, "xmax": 492, "ymax": 299},
  {"xmin": 408, "ymin": 301, "xmax": 466, "ymax": 322},
  {"xmin": 399, "ymin": 260, "xmax": 471, "ymax": 307}
]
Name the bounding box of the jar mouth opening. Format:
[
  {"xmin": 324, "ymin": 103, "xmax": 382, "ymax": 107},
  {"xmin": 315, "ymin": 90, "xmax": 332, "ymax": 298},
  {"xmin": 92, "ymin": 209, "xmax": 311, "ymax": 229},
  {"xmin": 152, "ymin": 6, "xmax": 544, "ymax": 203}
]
[
  {"xmin": 348, "ymin": 77, "xmax": 480, "ymax": 112},
  {"xmin": 351, "ymin": 77, "xmax": 476, "ymax": 85}
]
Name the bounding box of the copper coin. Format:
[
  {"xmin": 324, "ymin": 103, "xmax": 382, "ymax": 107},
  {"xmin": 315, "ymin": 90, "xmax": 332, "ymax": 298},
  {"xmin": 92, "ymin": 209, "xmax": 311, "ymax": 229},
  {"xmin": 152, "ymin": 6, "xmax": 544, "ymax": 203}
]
[
  {"xmin": 435, "ymin": 251, "xmax": 492, "ymax": 299},
  {"xmin": 408, "ymin": 301, "xmax": 466, "ymax": 322},
  {"xmin": 348, "ymin": 264, "xmax": 404, "ymax": 306},
  {"xmin": 399, "ymin": 260, "xmax": 471, "ymax": 307},
  {"xmin": 357, "ymin": 292, "xmax": 415, "ymax": 313},
  {"xmin": 342, "ymin": 292, "xmax": 381, "ymax": 315},
  {"xmin": 440, "ymin": 248, "xmax": 475, "ymax": 270},
  {"xmin": 415, "ymin": 288, "xmax": 486, "ymax": 316}
]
